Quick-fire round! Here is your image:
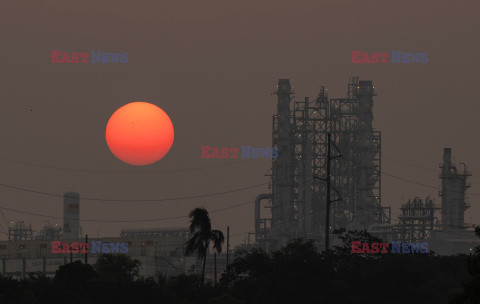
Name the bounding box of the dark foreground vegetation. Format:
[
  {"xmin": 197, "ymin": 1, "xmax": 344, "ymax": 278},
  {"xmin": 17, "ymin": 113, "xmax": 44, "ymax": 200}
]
[{"xmin": 1, "ymin": 228, "xmax": 480, "ymax": 304}]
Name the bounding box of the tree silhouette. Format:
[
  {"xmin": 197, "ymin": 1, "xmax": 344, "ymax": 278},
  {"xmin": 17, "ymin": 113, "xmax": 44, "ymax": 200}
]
[
  {"xmin": 185, "ymin": 208, "xmax": 224, "ymax": 281},
  {"xmin": 94, "ymin": 253, "xmax": 140, "ymax": 284},
  {"xmin": 449, "ymin": 225, "xmax": 480, "ymax": 303}
]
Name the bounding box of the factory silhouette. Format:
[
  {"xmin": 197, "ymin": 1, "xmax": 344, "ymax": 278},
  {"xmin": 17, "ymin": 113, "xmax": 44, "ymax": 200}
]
[
  {"xmin": 253, "ymin": 78, "xmax": 474, "ymax": 255},
  {"xmin": 0, "ymin": 78, "xmax": 475, "ymax": 279}
]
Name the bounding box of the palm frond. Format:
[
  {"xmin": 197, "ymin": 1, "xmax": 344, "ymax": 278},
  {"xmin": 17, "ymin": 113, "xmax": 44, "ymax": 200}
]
[
  {"xmin": 185, "ymin": 233, "xmax": 201, "ymax": 256},
  {"xmin": 186, "ymin": 231, "xmax": 210, "ymax": 259},
  {"xmin": 188, "ymin": 208, "xmax": 211, "ymax": 233},
  {"xmin": 211, "ymin": 230, "xmax": 225, "ymax": 254},
  {"xmin": 186, "ymin": 208, "xmax": 223, "ymax": 269}
]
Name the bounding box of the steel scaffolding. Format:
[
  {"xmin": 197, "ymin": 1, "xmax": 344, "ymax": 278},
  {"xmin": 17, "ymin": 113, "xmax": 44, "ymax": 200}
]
[
  {"xmin": 396, "ymin": 197, "xmax": 440, "ymax": 242},
  {"xmin": 8, "ymin": 221, "xmax": 33, "ymax": 241},
  {"xmin": 255, "ymin": 77, "xmax": 389, "ymax": 250}
]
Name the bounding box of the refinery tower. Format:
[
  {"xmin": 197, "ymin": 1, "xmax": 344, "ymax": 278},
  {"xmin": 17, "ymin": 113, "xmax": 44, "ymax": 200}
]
[{"xmin": 255, "ymin": 78, "xmax": 389, "ymax": 250}]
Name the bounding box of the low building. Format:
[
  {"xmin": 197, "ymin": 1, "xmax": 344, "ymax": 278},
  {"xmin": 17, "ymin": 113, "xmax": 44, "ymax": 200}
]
[{"xmin": 0, "ymin": 228, "xmax": 189, "ymax": 278}]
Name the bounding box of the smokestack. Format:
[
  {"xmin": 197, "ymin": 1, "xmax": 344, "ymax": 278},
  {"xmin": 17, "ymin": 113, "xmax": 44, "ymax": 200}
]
[
  {"xmin": 63, "ymin": 191, "xmax": 80, "ymax": 239},
  {"xmin": 443, "ymin": 148, "xmax": 452, "ymax": 171}
]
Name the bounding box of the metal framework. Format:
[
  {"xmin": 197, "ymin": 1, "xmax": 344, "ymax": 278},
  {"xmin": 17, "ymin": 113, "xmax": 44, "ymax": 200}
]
[
  {"xmin": 8, "ymin": 221, "xmax": 33, "ymax": 241},
  {"xmin": 35, "ymin": 223, "xmax": 62, "ymax": 241},
  {"xmin": 395, "ymin": 197, "xmax": 440, "ymax": 242},
  {"xmin": 255, "ymin": 77, "xmax": 389, "ymax": 250},
  {"xmin": 329, "ymin": 78, "xmax": 387, "ymax": 230},
  {"xmin": 371, "ymin": 148, "xmax": 471, "ymax": 243}
]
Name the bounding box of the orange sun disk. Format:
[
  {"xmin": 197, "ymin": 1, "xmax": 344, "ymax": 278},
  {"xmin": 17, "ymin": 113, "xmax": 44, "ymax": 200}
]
[{"xmin": 105, "ymin": 102, "xmax": 174, "ymax": 165}]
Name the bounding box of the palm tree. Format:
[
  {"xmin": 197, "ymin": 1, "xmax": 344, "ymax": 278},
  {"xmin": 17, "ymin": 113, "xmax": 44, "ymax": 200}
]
[{"xmin": 185, "ymin": 208, "xmax": 224, "ymax": 281}]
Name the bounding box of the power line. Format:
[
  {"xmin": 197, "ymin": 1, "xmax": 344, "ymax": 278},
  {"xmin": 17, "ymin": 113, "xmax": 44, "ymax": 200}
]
[
  {"xmin": 0, "ymin": 181, "xmax": 267, "ymax": 203},
  {"xmin": 383, "ymin": 153, "xmax": 477, "ymax": 178},
  {"xmin": 383, "ymin": 155, "xmax": 439, "ymax": 173},
  {"xmin": 0, "ymin": 176, "xmax": 296, "ymax": 227},
  {"xmin": 0, "ymin": 199, "xmax": 255, "ymax": 223},
  {"xmin": 0, "ymin": 156, "xmax": 255, "ymax": 174},
  {"xmin": 0, "ymin": 151, "xmax": 475, "ymax": 240},
  {"xmin": 1, "ymin": 150, "xmax": 475, "ymax": 180},
  {"xmin": 0, "ymin": 168, "xmax": 294, "ymax": 226},
  {"xmin": 340, "ymin": 156, "xmax": 480, "ymax": 196}
]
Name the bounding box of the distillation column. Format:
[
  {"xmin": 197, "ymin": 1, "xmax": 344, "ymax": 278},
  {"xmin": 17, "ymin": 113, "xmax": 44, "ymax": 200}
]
[
  {"xmin": 354, "ymin": 80, "xmax": 377, "ymax": 229},
  {"xmin": 271, "ymin": 79, "xmax": 295, "ymax": 248},
  {"xmin": 440, "ymin": 148, "xmax": 471, "ymax": 230}
]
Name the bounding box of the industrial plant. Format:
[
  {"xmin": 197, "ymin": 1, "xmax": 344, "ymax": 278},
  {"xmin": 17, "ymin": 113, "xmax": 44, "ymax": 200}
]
[
  {"xmin": 0, "ymin": 78, "xmax": 476, "ymax": 279},
  {"xmin": 0, "ymin": 191, "xmax": 194, "ymax": 278},
  {"xmin": 254, "ymin": 78, "xmax": 476, "ymax": 255}
]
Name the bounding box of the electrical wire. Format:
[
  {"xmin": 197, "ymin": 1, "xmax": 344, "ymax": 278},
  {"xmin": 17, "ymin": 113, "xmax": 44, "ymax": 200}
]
[
  {"xmin": 382, "ymin": 153, "xmax": 477, "ymax": 178},
  {"xmin": 0, "ymin": 156, "xmax": 255, "ymax": 174},
  {"xmin": 0, "ymin": 149, "xmax": 476, "ymax": 241},
  {"xmin": 339, "ymin": 156, "xmax": 480, "ymax": 196},
  {"xmin": 0, "ymin": 199, "xmax": 255, "ymax": 223},
  {"xmin": 382, "ymin": 155, "xmax": 439, "ymax": 173},
  {"xmin": 0, "ymin": 181, "xmax": 267, "ymax": 203}
]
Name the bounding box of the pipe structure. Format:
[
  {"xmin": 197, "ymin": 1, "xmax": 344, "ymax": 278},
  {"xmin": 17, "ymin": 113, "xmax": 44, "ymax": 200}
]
[{"xmin": 254, "ymin": 193, "xmax": 272, "ymax": 243}]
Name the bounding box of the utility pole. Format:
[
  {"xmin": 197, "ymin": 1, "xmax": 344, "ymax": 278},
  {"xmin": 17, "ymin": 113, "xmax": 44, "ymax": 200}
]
[
  {"xmin": 325, "ymin": 133, "xmax": 331, "ymax": 253},
  {"xmin": 226, "ymin": 226, "xmax": 230, "ymax": 267},
  {"xmin": 85, "ymin": 234, "xmax": 88, "ymax": 264},
  {"xmin": 314, "ymin": 133, "xmax": 343, "ymax": 254},
  {"xmin": 214, "ymin": 252, "xmax": 217, "ymax": 284}
]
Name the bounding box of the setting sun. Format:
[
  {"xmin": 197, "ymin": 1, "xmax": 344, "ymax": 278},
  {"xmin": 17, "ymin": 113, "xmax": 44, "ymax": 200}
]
[{"xmin": 105, "ymin": 102, "xmax": 174, "ymax": 165}]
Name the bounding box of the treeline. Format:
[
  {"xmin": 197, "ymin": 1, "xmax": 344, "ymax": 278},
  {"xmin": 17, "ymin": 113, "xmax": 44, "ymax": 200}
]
[{"xmin": 0, "ymin": 229, "xmax": 479, "ymax": 303}]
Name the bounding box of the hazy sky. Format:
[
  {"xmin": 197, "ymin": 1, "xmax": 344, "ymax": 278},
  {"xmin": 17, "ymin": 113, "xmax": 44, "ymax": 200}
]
[{"xmin": 1, "ymin": 0, "xmax": 479, "ymax": 245}]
